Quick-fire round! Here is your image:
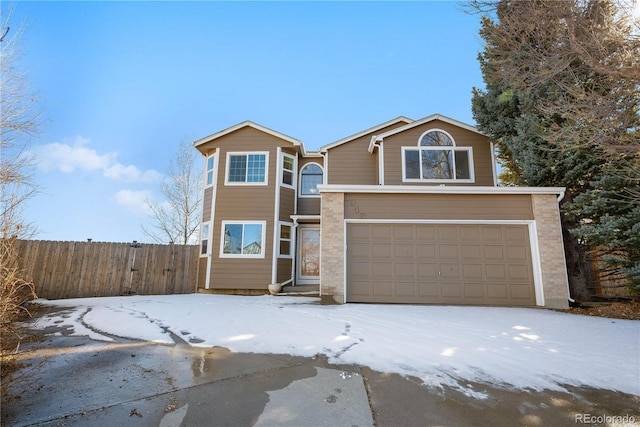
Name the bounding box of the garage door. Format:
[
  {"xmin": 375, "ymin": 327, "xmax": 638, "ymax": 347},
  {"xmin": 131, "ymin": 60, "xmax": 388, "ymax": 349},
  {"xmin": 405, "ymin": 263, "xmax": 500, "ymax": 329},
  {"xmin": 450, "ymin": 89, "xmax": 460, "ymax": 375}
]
[{"xmin": 347, "ymin": 223, "xmax": 536, "ymax": 306}]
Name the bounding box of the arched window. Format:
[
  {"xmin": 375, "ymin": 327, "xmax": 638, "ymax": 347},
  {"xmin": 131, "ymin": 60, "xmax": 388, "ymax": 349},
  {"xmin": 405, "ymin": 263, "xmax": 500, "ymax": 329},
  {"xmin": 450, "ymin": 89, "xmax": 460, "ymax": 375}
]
[
  {"xmin": 300, "ymin": 163, "xmax": 323, "ymax": 196},
  {"xmin": 403, "ymin": 129, "xmax": 473, "ymax": 182}
]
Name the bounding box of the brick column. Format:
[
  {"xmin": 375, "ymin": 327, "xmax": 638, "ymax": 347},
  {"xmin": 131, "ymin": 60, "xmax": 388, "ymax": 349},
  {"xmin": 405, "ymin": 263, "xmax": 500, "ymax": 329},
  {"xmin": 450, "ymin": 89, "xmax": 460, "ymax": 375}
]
[
  {"xmin": 532, "ymin": 194, "xmax": 569, "ymax": 308},
  {"xmin": 320, "ymin": 192, "xmax": 345, "ymax": 304}
]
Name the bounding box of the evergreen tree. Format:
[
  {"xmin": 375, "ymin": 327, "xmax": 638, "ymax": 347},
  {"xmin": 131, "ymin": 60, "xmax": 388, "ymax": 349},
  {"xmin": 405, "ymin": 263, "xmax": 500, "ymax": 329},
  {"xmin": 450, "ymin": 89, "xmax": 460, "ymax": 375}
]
[{"xmin": 470, "ymin": 0, "xmax": 640, "ymax": 298}]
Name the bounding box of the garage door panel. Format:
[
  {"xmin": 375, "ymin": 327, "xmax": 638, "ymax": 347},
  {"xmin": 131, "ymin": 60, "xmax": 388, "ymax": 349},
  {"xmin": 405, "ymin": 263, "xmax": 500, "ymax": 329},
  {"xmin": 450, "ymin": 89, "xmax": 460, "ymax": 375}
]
[
  {"xmin": 462, "ymin": 245, "xmax": 482, "ymax": 259},
  {"xmin": 371, "ymin": 243, "xmax": 391, "ymax": 258},
  {"xmin": 417, "ymin": 244, "xmax": 437, "ymax": 258},
  {"xmin": 396, "ymin": 282, "xmax": 416, "ymax": 297},
  {"xmin": 350, "ymin": 261, "xmax": 371, "ymax": 278},
  {"xmin": 418, "ymin": 282, "xmax": 439, "ymax": 297},
  {"xmin": 464, "ymin": 283, "xmax": 485, "ymax": 298},
  {"xmin": 442, "ymin": 283, "xmax": 462, "ymax": 297},
  {"xmin": 394, "ymin": 244, "xmax": 414, "ymax": 258},
  {"xmin": 439, "ymin": 245, "xmax": 459, "ymax": 259},
  {"xmin": 511, "ymin": 284, "xmax": 533, "ymax": 299},
  {"xmin": 372, "ymin": 262, "xmax": 393, "ymax": 277},
  {"xmin": 350, "ymin": 243, "xmax": 370, "ymax": 258},
  {"xmin": 417, "ymin": 263, "xmax": 438, "ymax": 279},
  {"xmin": 416, "ymin": 225, "xmax": 437, "ymax": 240},
  {"xmin": 347, "ymin": 223, "xmax": 535, "ymax": 306},
  {"xmin": 462, "ymin": 264, "xmax": 483, "ymax": 280},
  {"xmin": 395, "ymin": 263, "xmax": 415, "ymax": 278},
  {"xmin": 373, "ymin": 282, "xmax": 393, "ymax": 296},
  {"xmin": 508, "ymin": 265, "xmax": 532, "ymax": 281}
]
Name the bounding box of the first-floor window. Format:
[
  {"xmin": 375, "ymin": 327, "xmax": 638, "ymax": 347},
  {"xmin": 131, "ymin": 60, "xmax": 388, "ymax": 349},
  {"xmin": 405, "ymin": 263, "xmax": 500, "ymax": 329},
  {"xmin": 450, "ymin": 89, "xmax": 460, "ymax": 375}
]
[
  {"xmin": 200, "ymin": 223, "xmax": 210, "ymax": 256},
  {"xmin": 278, "ymin": 223, "xmax": 293, "ymax": 257},
  {"xmin": 220, "ymin": 221, "xmax": 266, "ymax": 258}
]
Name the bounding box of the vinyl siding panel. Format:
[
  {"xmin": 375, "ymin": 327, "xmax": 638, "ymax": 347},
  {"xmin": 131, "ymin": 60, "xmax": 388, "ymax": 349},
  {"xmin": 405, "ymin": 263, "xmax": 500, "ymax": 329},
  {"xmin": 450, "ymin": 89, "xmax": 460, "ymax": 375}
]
[
  {"xmin": 277, "ymin": 258, "xmax": 292, "ymax": 282},
  {"xmin": 202, "ymin": 187, "xmax": 213, "ymax": 222},
  {"xmin": 326, "ymin": 122, "xmax": 406, "ymax": 185},
  {"xmin": 344, "ymin": 193, "xmax": 533, "ymax": 220},
  {"xmin": 383, "ymin": 120, "xmax": 494, "ymax": 186},
  {"xmin": 279, "ymin": 188, "xmax": 295, "ymax": 222},
  {"xmin": 197, "ymin": 257, "xmax": 207, "ymax": 288},
  {"xmin": 298, "ymin": 198, "xmax": 321, "ymax": 216}
]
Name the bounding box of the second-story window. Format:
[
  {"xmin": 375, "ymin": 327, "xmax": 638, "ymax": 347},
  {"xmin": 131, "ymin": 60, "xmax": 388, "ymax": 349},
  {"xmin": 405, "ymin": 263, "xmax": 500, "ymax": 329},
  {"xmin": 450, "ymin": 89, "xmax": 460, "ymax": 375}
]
[
  {"xmin": 402, "ymin": 130, "xmax": 473, "ymax": 182},
  {"xmin": 205, "ymin": 155, "xmax": 215, "ymax": 186},
  {"xmin": 300, "ymin": 163, "xmax": 323, "ymax": 196},
  {"xmin": 226, "ymin": 152, "xmax": 268, "ymax": 185},
  {"xmin": 281, "ymin": 153, "xmax": 295, "ymax": 188}
]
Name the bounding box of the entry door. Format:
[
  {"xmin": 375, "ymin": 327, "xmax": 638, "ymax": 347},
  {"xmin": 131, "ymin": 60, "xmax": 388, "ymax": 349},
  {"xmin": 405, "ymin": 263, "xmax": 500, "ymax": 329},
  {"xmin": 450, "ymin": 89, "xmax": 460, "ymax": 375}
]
[{"xmin": 297, "ymin": 226, "xmax": 320, "ymax": 284}]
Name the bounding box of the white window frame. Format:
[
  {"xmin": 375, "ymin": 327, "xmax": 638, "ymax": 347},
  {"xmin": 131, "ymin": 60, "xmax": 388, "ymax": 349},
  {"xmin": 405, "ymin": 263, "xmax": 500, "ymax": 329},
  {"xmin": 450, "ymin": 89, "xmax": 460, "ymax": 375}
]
[
  {"xmin": 219, "ymin": 220, "xmax": 267, "ymax": 258},
  {"xmin": 401, "ymin": 129, "xmax": 474, "ymax": 183},
  {"xmin": 299, "ymin": 162, "xmax": 324, "ymax": 197},
  {"xmin": 277, "ymin": 221, "xmax": 293, "ymax": 258},
  {"xmin": 199, "ymin": 222, "xmax": 211, "ymax": 257},
  {"xmin": 205, "ymin": 155, "xmax": 216, "ymax": 187},
  {"xmin": 224, "ymin": 151, "xmax": 269, "ymax": 186},
  {"xmin": 280, "ymin": 153, "xmax": 296, "ymax": 189}
]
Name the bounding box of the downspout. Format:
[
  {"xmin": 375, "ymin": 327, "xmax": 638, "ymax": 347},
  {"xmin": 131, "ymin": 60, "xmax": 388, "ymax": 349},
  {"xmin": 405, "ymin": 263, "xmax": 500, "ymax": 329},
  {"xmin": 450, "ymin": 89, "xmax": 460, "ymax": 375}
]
[
  {"xmin": 556, "ymin": 188, "xmax": 574, "ymax": 303},
  {"xmin": 291, "ymin": 217, "xmax": 299, "ymax": 286}
]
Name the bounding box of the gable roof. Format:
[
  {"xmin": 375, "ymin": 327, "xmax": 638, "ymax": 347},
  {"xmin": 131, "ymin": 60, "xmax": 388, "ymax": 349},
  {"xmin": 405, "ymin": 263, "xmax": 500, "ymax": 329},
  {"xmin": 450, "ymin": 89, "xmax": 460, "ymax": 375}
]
[
  {"xmin": 193, "ymin": 120, "xmax": 308, "ymax": 154},
  {"xmin": 319, "ymin": 116, "xmax": 413, "ymax": 152},
  {"xmin": 368, "ymin": 114, "xmax": 485, "ymax": 153}
]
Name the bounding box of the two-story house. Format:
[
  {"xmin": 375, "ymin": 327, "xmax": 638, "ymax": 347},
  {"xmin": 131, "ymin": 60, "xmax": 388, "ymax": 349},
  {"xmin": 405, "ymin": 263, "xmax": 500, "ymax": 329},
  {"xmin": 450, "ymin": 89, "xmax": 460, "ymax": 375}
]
[{"xmin": 193, "ymin": 114, "xmax": 570, "ymax": 308}]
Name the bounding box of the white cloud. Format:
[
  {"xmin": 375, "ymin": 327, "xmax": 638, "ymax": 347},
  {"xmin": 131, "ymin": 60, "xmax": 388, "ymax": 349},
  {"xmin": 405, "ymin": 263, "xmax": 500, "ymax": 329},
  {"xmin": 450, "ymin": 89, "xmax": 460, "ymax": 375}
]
[
  {"xmin": 34, "ymin": 136, "xmax": 162, "ymax": 183},
  {"xmin": 114, "ymin": 189, "xmax": 153, "ymax": 216}
]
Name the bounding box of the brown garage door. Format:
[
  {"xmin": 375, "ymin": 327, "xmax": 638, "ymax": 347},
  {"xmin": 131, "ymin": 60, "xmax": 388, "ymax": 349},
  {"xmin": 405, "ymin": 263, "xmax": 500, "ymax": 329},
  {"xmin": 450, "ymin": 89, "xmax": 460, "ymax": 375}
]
[{"xmin": 347, "ymin": 223, "xmax": 536, "ymax": 306}]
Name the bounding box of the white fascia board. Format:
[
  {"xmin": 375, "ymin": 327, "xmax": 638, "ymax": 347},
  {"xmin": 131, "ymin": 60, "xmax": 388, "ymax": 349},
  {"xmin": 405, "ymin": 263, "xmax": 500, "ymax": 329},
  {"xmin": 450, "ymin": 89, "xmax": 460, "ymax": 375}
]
[
  {"xmin": 193, "ymin": 120, "xmax": 306, "ymax": 153},
  {"xmin": 319, "ymin": 116, "xmax": 413, "ymax": 153},
  {"xmin": 317, "ymin": 184, "xmax": 566, "ymax": 197},
  {"xmin": 367, "ymin": 114, "xmax": 487, "ymax": 153}
]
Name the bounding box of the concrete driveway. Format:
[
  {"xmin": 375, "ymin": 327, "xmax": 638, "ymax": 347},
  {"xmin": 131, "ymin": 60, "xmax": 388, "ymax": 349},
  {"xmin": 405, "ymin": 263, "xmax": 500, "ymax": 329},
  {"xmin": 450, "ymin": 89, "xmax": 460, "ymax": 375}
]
[{"xmin": 2, "ymin": 310, "xmax": 638, "ymax": 427}]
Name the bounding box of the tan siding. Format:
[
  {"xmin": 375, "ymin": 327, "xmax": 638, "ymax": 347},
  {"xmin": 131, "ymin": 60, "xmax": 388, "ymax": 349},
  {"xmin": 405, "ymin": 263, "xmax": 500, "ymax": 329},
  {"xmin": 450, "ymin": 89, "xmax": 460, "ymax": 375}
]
[
  {"xmin": 326, "ymin": 121, "xmax": 406, "ymax": 185},
  {"xmin": 202, "ymin": 187, "xmax": 213, "ymax": 222},
  {"xmin": 207, "ymin": 126, "xmax": 282, "ymax": 290},
  {"xmin": 277, "ymin": 258, "xmax": 292, "ymax": 283},
  {"xmin": 279, "ymin": 188, "xmax": 295, "ymax": 221},
  {"xmin": 383, "ymin": 120, "xmax": 494, "ymax": 186},
  {"xmin": 327, "ymin": 137, "xmax": 377, "ymax": 185},
  {"xmin": 344, "ymin": 193, "xmax": 533, "ymax": 220},
  {"xmin": 298, "ymin": 198, "xmax": 321, "ymax": 216},
  {"xmin": 197, "ymin": 257, "xmax": 208, "ymax": 289}
]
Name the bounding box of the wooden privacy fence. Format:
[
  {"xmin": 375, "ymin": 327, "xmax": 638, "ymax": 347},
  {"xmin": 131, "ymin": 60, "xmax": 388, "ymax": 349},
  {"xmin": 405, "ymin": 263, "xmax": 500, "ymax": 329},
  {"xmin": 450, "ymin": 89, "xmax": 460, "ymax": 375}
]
[{"xmin": 14, "ymin": 240, "xmax": 199, "ymax": 300}]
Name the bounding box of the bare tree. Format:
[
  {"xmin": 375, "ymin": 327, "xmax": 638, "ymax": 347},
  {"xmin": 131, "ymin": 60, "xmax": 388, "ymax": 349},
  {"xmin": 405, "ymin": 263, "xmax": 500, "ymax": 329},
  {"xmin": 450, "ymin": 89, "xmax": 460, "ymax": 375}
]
[
  {"xmin": 142, "ymin": 139, "xmax": 202, "ymax": 245},
  {"xmin": 1, "ymin": 10, "xmax": 39, "ymax": 336}
]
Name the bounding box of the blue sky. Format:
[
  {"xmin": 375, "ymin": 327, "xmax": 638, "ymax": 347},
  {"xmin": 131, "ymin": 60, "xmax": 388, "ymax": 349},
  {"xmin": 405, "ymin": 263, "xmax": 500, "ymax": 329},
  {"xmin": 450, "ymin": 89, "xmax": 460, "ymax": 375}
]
[{"xmin": 8, "ymin": 1, "xmax": 487, "ymax": 243}]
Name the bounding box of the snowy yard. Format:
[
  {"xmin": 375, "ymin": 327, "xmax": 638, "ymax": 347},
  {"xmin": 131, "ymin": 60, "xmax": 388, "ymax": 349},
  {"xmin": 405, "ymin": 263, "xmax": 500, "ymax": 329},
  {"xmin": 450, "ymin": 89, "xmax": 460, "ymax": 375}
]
[{"xmin": 32, "ymin": 294, "xmax": 639, "ymax": 398}]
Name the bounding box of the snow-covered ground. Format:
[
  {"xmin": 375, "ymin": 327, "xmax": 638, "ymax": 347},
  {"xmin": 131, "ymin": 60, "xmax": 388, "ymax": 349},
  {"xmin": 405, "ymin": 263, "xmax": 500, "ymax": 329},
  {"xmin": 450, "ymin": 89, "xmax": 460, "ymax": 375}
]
[{"xmin": 31, "ymin": 294, "xmax": 639, "ymax": 398}]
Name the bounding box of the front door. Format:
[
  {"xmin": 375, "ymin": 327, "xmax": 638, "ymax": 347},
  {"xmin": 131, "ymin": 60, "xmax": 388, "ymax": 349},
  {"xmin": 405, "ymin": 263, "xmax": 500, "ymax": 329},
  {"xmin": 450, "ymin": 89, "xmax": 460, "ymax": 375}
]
[{"xmin": 296, "ymin": 225, "xmax": 320, "ymax": 285}]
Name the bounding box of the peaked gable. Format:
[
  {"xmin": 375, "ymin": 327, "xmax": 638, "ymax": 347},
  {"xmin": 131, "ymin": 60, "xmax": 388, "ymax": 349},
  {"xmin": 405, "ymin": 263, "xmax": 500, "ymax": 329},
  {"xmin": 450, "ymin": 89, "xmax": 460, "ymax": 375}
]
[
  {"xmin": 320, "ymin": 116, "xmax": 413, "ymax": 152},
  {"xmin": 368, "ymin": 114, "xmax": 485, "ymax": 153},
  {"xmin": 193, "ymin": 121, "xmax": 307, "ymax": 155}
]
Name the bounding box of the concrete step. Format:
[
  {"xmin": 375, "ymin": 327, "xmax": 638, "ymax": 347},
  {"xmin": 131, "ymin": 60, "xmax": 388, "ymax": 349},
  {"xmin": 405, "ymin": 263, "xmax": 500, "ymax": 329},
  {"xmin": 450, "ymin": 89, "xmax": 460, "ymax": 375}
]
[{"xmin": 280, "ymin": 284, "xmax": 319, "ymax": 296}]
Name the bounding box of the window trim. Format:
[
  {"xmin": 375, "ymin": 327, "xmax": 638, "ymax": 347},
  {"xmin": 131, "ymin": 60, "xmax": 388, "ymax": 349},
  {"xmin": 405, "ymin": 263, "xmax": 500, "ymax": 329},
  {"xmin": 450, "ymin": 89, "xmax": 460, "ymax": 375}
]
[
  {"xmin": 280, "ymin": 153, "xmax": 296, "ymax": 189},
  {"xmin": 199, "ymin": 222, "xmax": 211, "ymax": 257},
  {"xmin": 401, "ymin": 129, "xmax": 474, "ymax": 183},
  {"xmin": 277, "ymin": 221, "xmax": 293, "ymax": 258},
  {"xmin": 205, "ymin": 155, "xmax": 216, "ymax": 187},
  {"xmin": 224, "ymin": 151, "xmax": 269, "ymax": 186},
  {"xmin": 299, "ymin": 162, "xmax": 324, "ymax": 198},
  {"xmin": 401, "ymin": 146, "xmax": 474, "ymax": 183},
  {"xmin": 219, "ymin": 220, "xmax": 267, "ymax": 258}
]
